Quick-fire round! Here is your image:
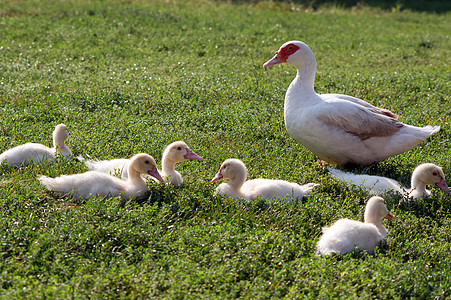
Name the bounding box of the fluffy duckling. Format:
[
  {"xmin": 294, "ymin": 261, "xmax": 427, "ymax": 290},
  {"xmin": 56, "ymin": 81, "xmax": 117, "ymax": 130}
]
[
  {"xmin": 38, "ymin": 153, "xmax": 163, "ymax": 201},
  {"xmin": 316, "ymin": 196, "xmax": 394, "ymax": 255},
  {"xmin": 81, "ymin": 141, "xmax": 203, "ymax": 187},
  {"xmin": 329, "ymin": 163, "xmax": 450, "ymax": 199},
  {"xmin": 211, "ymin": 158, "xmax": 317, "ymax": 202},
  {"xmin": 150, "ymin": 141, "xmax": 203, "ymax": 186},
  {"xmin": 0, "ymin": 124, "xmax": 72, "ymax": 167}
]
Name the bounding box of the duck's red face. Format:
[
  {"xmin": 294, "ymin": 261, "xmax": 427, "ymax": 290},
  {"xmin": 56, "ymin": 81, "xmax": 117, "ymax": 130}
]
[{"xmin": 263, "ymin": 43, "xmax": 300, "ymax": 67}]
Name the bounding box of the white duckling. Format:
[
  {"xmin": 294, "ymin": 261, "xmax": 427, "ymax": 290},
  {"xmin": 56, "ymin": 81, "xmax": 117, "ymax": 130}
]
[
  {"xmin": 263, "ymin": 41, "xmax": 440, "ymax": 166},
  {"xmin": 329, "ymin": 163, "xmax": 450, "ymax": 199},
  {"xmin": 38, "ymin": 153, "xmax": 163, "ymax": 201},
  {"xmin": 211, "ymin": 158, "xmax": 317, "ymax": 202},
  {"xmin": 316, "ymin": 196, "xmax": 394, "ymax": 255},
  {"xmin": 0, "ymin": 124, "xmax": 72, "ymax": 167},
  {"xmin": 81, "ymin": 141, "xmax": 203, "ymax": 187}
]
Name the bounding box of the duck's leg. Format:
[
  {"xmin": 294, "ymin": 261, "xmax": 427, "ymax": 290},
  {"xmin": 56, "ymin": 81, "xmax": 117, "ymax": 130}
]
[{"xmin": 316, "ymin": 159, "xmax": 339, "ymax": 169}]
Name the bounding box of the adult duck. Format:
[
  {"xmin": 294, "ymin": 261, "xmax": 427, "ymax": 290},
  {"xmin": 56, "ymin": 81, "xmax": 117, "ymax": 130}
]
[{"xmin": 263, "ymin": 41, "xmax": 440, "ymax": 166}]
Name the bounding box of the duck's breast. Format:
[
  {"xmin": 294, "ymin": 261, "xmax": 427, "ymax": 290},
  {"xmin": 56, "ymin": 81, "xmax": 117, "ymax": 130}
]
[
  {"xmin": 150, "ymin": 170, "xmax": 183, "ymax": 187},
  {"xmin": 215, "ymin": 183, "xmax": 242, "ymax": 200}
]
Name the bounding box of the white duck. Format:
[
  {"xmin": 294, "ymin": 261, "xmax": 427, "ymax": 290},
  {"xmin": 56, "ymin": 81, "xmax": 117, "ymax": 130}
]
[
  {"xmin": 81, "ymin": 141, "xmax": 203, "ymax": 187},
  {"xmin": 0, "ymin": 124, "xmax": 72, "ymax": 167},
  {"xmin": 211, "ymin": 158, "xmax": 317, "ymax": 202},
  {"xmin": 316, "ymin": 196, "xmax": 394, "ymax": 255},
  {"xmin": 38, "ymin": 153, "xmax": 163, "ymax": 201},
  {"xmin": 263, "ymin": 41, "xmax": 440, "ymax": 166},
  {"xmin": 329, "ymin": 163, "xmax": 450, "ymax": 199}
]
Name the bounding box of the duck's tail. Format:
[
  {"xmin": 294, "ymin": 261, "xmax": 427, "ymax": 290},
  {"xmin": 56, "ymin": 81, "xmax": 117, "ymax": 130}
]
[
  {"xmin": 77, "ymin": 155, "xmax": 97, "ymax": 170},
  {"xmin": 38, "ymin": 175, "xmax": 56, "ymax": 190},
  {"xmin": 424, "ymin": 125, "xmax": 440, "ymax": 135}
]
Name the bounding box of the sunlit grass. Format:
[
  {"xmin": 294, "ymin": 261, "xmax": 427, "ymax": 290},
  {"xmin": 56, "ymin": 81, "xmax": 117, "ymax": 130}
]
[{"xmin": 0, "ymin": 0, "xmax": 450, "ymax": 298}]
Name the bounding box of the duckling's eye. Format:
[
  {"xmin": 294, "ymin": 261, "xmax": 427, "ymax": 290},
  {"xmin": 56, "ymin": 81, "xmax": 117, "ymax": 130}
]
[
  {"xmin": 177, "ymin": 147, "xmax": 182, "ymax": 151},
  {"xmin": 145, "ymin": 160, "xmax": 150, "ymax": 164}
]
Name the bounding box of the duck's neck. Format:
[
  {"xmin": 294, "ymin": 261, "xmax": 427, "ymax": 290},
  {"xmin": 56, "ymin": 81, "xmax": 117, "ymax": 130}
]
[
  {"xmin": 162, "ymin": 156, "xmax": 178, "ymax": 174},
  {"xmin": 53, "ymin": 139, "xmax": 71, "ymax": 156},
  {"xmin": 410, "ymin": 177, "xmax": 428, "ymax": 198},
  {"xmin": 162, "ymin": 157, "xmax": 184, "ymax": 185},
  {"xmin": 125, "ymin": 169, "xmax": 148, "ymax": 199},
  {"xmin": 227, "ymin": 171, "xmax": 247, "ymax": 195},
  {"xmin": 366, "ymin": 216, "xmax": 387, "ymax": 238},
  {"xmin": 364, "ymin": 212, "xmax": 387, "ymax": 238},
  {"xmin": 127, "ymin": 169, "xmax": 147, "ymax": 188},
  {"xmin": 295, "ymin": 59, "xmax": 317, "ymax": 92},
  {"xmin": 285, "ymin": 61, "xmax": 317, "ymax": 114}
]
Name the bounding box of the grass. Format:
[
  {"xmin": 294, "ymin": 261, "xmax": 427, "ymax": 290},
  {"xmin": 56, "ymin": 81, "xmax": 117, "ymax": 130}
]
[{"xmin": 0, "ymin": 0, "xmax": 450, "ymax": 298}]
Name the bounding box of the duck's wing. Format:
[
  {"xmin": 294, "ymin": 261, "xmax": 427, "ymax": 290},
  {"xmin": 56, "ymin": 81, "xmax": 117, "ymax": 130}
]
[
  {"xmin": 321, "ymin": 94, "xmax": 398, "ymax": 119},
  {"xmin": 317, "ymin": 98, "xmax": 404, "ymax": 140}
]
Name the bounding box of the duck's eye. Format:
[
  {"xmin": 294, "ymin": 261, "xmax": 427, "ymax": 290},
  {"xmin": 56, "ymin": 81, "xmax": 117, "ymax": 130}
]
[
  {"xmin": 145, "ymin": 160, "xmax": 150, "ymax": 164},
  {"xmin": 177, "ymin": 147, "xmax": 182, "ymax": 151},
  {"xmin": 432, "ymin": 171, "xmax": 438, "ymax": 176},
  {"xmin": 288, "ymin": 46, "xmax": 293, "ymax": 51}
]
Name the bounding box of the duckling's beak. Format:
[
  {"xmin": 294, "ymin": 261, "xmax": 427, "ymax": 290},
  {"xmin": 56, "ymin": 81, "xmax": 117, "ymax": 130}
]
[
  {"xmin": 211, "ymin": 171, "xmax": 223, "ymax": 183},
  {"xmin": 148, "ymin": 167, "xmax": 164, "ymax": 182},
  {"xmin": 435, "ymin": 178, "xmax": 450, "ymax": 193},
  {"xmin": 384, "ymin": 213, "xmax": 394, "ymax": 220},
  {"xmin": 184, "ymin": 148, "xmax": 203, "ymax": 160},
  {"xmin": 263, "ymin": 52, "xmax": 284, "ymax": 68}
]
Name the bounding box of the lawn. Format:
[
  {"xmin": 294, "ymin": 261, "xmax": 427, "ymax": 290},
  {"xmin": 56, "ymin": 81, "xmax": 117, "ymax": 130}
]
[{"xmin": 0, "ymin": 0, "xmax": 450, "ymax": 298}]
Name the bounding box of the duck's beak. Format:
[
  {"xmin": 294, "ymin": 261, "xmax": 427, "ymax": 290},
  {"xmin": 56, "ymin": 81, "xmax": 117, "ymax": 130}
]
[
  {"xmin": 211, "ymin": 172, "xmax": 223, "ymax": 183},
  {"xmin": 184, "ymin": 148, "xmax": 203, "ymax": 161},
  {"xmin": 384, "ymin": 213, "xmax": 394, "ymax": 220},
  {"xmin": 263, "ymin": 52, "xmax": 285, "ymax": 68},
  {"xmin": 435, "ymin": 178, "xmax": 450, "ymax": 193},
  {"xmin": 148, "ymin": 167, "xmax": 164, "ymax": 182}
]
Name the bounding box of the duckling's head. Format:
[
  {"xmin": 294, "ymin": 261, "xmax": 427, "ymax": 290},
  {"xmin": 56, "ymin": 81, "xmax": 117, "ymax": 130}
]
[
  {"xmin": 53, "ymin": 124, "xmax": 69, "ymax": 145},
  {"xmin": 129, "ymin": 153, "xmax": 163, "ymax": 182},
  {"xmin": 211, "ymin": 158, "xmax": 247, "ymax": 183},
  {"xmin": 411, "ymin": 163, "xmax": 449, "ymax": 192},
  {"xmin": 163, "ymin": 141, "xmax": 203, "ymax": 163},
  {"xmin": 364, "ymin": 196, "xmax": 394, "ymax": 224}
]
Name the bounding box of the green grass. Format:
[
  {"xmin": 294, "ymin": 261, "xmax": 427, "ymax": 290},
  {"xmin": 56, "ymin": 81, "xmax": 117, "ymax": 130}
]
[{"xmin": 0, "ymin": 0, "xmax": 450, "ymax": 298}]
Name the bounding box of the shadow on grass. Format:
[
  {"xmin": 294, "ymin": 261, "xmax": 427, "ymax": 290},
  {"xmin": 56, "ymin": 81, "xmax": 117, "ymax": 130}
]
[{"xmin": 223, "ymin": 0, "xmax": 450, "ymax": 13}]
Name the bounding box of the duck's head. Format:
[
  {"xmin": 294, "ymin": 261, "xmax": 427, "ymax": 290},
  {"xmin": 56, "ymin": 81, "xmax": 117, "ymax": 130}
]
[
  {"xmin": 263, "ymin": 41, "xmax": 315, "ymax": 69},
  {"xmin": 412, "ymin": 163, "xmax": 450, "ymax": 192},
  {"xmin": 53, "ymin": 124, "xmax": 71, "ymax": 154},
  {"xmin": 364, "ymin": 196, "xmax": 394, "ymax": 223},
  {"xmin": 130, "ymin": 153, "xmax": 164, "ymax": 182},
  {"xmin": 53, "ymin": 124, "xmax": 69, "ymax": 143},
  {"xmin": 211, "ymin": 158, "xmax": 246, "ymax": 183},
  {"xmin": 163, "ymin": 141, "xmax": 203, "ymax": 163}
]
